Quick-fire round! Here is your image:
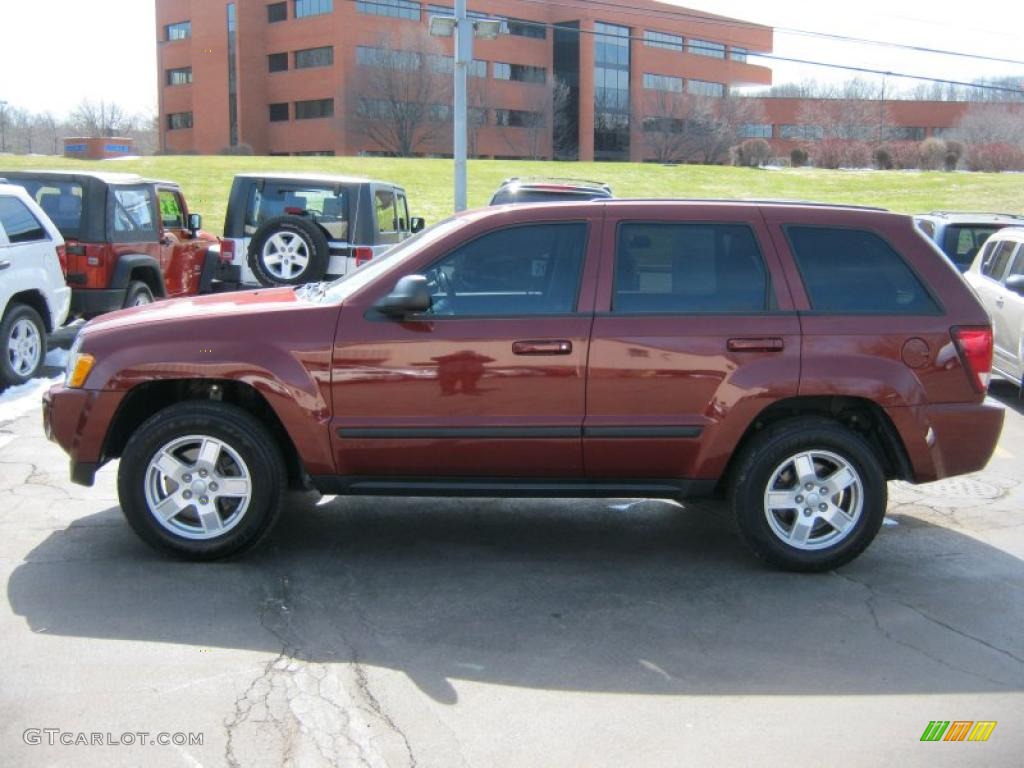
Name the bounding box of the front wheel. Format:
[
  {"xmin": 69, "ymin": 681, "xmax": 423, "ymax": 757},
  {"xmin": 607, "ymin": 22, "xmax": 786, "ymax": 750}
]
[
  {"xmin": 730, "ymin": 418, "xmax": 887, "ymax": 572},
  {"xmin": 117, "ymin": 402, "xmax": 285, "ymax": 559}
]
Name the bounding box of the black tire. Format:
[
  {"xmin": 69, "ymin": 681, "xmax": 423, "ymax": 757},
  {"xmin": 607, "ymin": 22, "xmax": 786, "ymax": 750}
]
[
  {"xmin": 123, "ymin": 280, "xmax": 155, "ymax": 308},
  {"xmin": 117, "ymin": 401, "xmax": 286, "ymax": 560},
  {"xmin": 247, "ymin": 215, "xmax": 330, "ymax": 287},
  {"xmin": 0, "ymin": 303, "xmax": 47, "ymax": 387},
  {"xmin": 729, "ymin": 417, "xmax": 887, "ymax": 572}
]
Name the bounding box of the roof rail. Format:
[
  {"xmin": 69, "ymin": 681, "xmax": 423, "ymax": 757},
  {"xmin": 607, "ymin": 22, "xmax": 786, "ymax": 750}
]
[
  {"xmin": 926, "ymin": 210, "xmax": 1024, "ymax": 219},
  {"xmin": 611, "ymin": 198, "xmax": 889, "ymax": 211}
]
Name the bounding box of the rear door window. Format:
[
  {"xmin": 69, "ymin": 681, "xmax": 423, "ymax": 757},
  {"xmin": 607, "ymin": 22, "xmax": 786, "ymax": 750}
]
[
  {"xmin": 981, "ymin": 240, "xmax": 1015, "ymax": 281},
  {"xmin": 0, "ymin": 196, "xmax": 49, "ymax": 243},
  {"xmin": 109, "ymin": 186, "xmax": 157, "ymax": 242},
  {"xmin": 786, "ymin": 226, "xmax": 940, "ymax": 314},
  {"xmin": 613, "ymin": 222, "xmax": 769, "ymax": 313},
  {"xmin": 244, "ymin": 184, "xmax": 349, "ymax": 240}
]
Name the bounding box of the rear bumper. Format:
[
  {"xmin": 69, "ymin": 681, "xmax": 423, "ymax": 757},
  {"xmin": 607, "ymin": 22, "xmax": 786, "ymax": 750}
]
[
  {"xmin": 887, "ymin": 400, "xmax": 1005, "ymax": 483},
  {"xmin": 43, "ymin": 384, "xmax": 125, "ymax": 486},
  {"xmin": 70, "ymin": 288, "xmax": 127, "ymax": 317}
]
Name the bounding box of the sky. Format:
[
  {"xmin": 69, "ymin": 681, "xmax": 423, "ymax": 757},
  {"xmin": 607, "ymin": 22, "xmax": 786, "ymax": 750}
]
[{"xmin": 1, "ymin": 0, "xmax": 1023, "ymax": 118}]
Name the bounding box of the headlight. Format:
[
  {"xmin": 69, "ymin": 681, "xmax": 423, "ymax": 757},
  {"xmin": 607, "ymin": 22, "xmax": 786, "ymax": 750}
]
[{"xmin": 64, "ymin": 335, "xmax": 96, "ymax": 389}]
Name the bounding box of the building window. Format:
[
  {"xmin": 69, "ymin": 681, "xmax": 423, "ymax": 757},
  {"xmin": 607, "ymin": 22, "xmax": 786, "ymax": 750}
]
[
  {"xmin": 888, "ymin": 126, "xmax": 927, "ymax": 141},
  {"xmin": 295, "ymin": 46, "xmax": 333, "ymax": 69},
  {"xmin": 268, "ymin": 52, "xmax": 289, "ymax": 72},
  {"xmin": 507, "ymin": 18, "xmax": 545, "ymax": 39},
  {"xmin": 739, "ymin": 123, "xmax": 772, "ymax": 138},
  {"xmin": 267, "ymin": 2, "xmax": 287, "ymax": 22},
  {"xmin": 730, "ymin": 46, "xmax": 748, "ymax": 62},
  {"xmin": 165, "ymin": 21, "xmax": 191, "ymax": 41},
  {"xmin": 295, "ymin": 0, "xmax": 333, "ymax": 17},
  {"xmin": 357, "ymin": 46, "xmax": 419, "ymax": 70},
  {"xmin": 644, "ymin": 30, "xmax": 682, "ymax": 51},
  {"xmin": 493, "ymin": 62, "xmax": 546, "ymax": 84},
  {"xmin": 269, "ymin": 103, "xmax": 290, "ymax": 122},
  {"xmin": 594, "ymin": 21, "xmax": 631, "ymax": 160},
  {"xmin": 643, "ymin": 73, "xmax": 682, "ymax": 93},
  {"xmin": 494, "ymin": 109, "xmax": 540, "ymax": 127},
  {"xmin": 167, "ymin": 112, "xmax": 193, "ymax": 130},
  {"xmin": 430, "ymin": 104, "xmax": 452, "ymax": 121},
  {"xmin": 294, "ymin": 150, "xmax": 336, "ymax": 156},
  {"xmin": 779, "ymin": 124, "xmax": 824, "ymax": 140},
  {"xmin": 689, "ymin": 79, "xmax": 725, "ymax": 97},
  {"xmin": 166, "ymin": 67, "xmax": 193, "ymax": 86},
  {"xmin": 295, "ymin": 98, "xmax": 334, "ymax": 120},
  {"xmin": 357, "ymin": 0, "xmax": 419, "ymax": 20},
  {"xmin": 688, "ymin": 39, "xmax": 725, "ymax": 58},
  {"xmin": 227, "ymin": 3, "xmax": 239, "ymax": 147}
]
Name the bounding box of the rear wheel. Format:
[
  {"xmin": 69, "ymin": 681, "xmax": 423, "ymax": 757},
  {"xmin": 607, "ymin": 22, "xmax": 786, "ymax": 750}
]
[
  {"xmin": 730, "ymin": 418, "xmax": 887, "ymax": 572},
  {"xmin": 117, "ymin": 402, "xmax": 285, "ymax": 559},
  {"xmin": 123, "ymin": 281, "xmax": 154, "ymax": 308},
  {"xmin": 0, "ymin": 303, "xmax": 46, "ymax": 387}
]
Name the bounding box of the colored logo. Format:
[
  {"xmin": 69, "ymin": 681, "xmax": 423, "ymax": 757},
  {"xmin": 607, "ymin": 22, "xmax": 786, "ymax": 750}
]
[{"xmin": 920, "ymin": 721, "xmax": 997, "ymax": 742}]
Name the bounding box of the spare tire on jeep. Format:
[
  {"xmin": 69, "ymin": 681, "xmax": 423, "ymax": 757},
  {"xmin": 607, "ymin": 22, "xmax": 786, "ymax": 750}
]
[{"xmin": 247, "ymin": 216, "xmax": 330, "ymax": 287}]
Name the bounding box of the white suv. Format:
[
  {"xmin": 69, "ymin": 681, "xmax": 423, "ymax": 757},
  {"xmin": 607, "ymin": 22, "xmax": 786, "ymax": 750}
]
[
  {"xmin": 0, "ymin": 182, "xmax": 70, "ymax": 386},
  {"xmin": 964, "ymin": 226, "xmax": 1024, "ymax": 388}
]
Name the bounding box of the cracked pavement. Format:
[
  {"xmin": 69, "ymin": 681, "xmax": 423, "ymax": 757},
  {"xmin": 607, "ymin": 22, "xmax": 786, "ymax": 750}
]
[{"xmin": 1, "ymin": 379, "xmax": 1023, "ymax": 767}]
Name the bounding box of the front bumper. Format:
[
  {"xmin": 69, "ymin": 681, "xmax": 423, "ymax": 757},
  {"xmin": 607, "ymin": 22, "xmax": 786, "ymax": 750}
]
[{"xmin": 43, "ymin": 384, "xmax": 125, "ymax": 486}]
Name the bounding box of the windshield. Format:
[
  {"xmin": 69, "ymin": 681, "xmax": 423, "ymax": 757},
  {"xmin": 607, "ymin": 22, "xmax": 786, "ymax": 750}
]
[{"xmin": 317, "ymin": 216, "xmax": 468, "ymax": 304}]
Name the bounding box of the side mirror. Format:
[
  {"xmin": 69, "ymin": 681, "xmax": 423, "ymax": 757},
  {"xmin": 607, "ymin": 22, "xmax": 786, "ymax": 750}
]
[
  {"xmin": 1006, "ymin": 274, "xmax": 1024, "ymax": 297},
  {"xmin": 374, "ymin": 274, "xmax": 431, "ymax": 318},
  {"xmin": 188, "ymin": 212, "xmax": 202, "ymax": 237},
  {"xmin": 410, "ymin": 217, "xmax": 425, "ymax": 234}
]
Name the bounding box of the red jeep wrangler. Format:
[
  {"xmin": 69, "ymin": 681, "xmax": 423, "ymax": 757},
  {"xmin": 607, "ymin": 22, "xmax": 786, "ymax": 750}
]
[
  {"xmin": 44, "ymin": 200, "xmax": 1004, "ymax": 571},
  {"xmin": 2, "ymin": 171, "xmax": 219, "ymax": 316}
]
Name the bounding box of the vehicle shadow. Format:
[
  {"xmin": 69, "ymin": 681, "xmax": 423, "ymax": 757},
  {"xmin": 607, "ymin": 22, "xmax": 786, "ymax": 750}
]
[
  {"xmin": 989, "ymin": 378, "xmax": 1023, "ymax": 416},
  {"xmin": 8, "ymin": 493, "xmax": 1024, "ymax": 703}
]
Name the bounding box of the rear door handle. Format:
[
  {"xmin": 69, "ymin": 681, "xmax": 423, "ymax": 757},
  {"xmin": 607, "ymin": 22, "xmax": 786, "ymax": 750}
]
[
  {"xmin": 0, "ymin": 260, "xmax": 10, "ymax": 270},
  {"xmin": 513, "ymin": 339, "xmax": 573, "ymax": 355},
  {"xmin": 727, "ymin": 337, "xmax": 784, "ymax": 352}
]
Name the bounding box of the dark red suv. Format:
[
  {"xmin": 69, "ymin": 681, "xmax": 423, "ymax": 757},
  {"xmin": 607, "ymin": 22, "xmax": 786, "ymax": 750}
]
[{"xmin": 43, "ymin": 200, "xmax": 1003, "ymax": 571}]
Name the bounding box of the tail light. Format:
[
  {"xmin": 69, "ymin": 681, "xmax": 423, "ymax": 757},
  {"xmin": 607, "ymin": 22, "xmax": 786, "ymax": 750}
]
[
  {"xmin": 218, "ymin": 238, "xmax": 235, "ymax": 264},
  {"xmin": 56, "ymin": 244, "xmax": 68, "ymax": 274},
  {"xmin": 951, "ymin": 326, "xmax": 993, "ymax": 394},
  {"xmin": 353, "ymin": 247, "xmax": 373, "ymax": 267}
]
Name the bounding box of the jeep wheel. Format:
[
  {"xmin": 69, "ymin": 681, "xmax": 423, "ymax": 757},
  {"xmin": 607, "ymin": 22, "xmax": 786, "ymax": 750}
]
[
  {"xmin": 730, "ymin": 418, "xmax": 886, "ymax": 572},
  {"xmin": 247, "ymin": 216, "xmax": 330, "ymax": 287},
  {"xmin": 124, "ymin": 281, "xmax": 154, "ymax": 308},
  {"xmin": 117, "ymin": 402, "xmax": 285, "ymax": 559},
  {"xmin": 0, "ymin": 303, "xmax": 46, "ymax": 387}
]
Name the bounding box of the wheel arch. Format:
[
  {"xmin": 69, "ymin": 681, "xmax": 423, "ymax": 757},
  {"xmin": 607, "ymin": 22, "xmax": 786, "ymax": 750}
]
[
  {"xmin": 718, "ymin": 395, "xmax": 914, "ymax": 493},
  {"xmin": 112, "ymin": 254, "xmax": 167, "ymax": 298},
  {"xmin": 5, "ymin": 290, "xmax": 53, "ymax": 332},
  {"xmin": 102, "ymin": 379, "xmax": 307, "ymax": 489}
]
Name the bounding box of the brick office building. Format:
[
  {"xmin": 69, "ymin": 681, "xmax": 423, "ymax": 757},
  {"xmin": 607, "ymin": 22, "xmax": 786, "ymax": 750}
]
[{"xmin": 155, "ymin": 0, "xmax": 773, "ymax": 160}]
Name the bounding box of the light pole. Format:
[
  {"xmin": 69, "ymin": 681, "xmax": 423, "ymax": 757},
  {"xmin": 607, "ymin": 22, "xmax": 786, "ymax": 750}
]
[{"xmin": 429, "ymin": 4, "xmax": 502, "ymax": 211}]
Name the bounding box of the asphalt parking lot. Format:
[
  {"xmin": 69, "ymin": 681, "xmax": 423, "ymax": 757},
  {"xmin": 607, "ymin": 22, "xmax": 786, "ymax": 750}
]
[{"xmin": 1, "ymin": 377, "xmax": 1022, "ymax": 767}]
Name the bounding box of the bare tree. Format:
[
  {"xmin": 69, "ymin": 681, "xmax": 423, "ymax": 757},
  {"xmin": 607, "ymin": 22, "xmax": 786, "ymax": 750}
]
[
  {"xmin": 951, "ymin": 102, "xmax": 1024, "ymax": 146},
  {"xmin": 347, "ymin": 32, "xmax": 452, "ymax": 157},
  {"xmin": 796, "ymin": 79, "xmax": 891, "ymax": 141},
  {"xmin": 0, "ymin": 101, "xmax": 11, "ymax": 153},
  {"xmin": 38, "ymin": 112, "xmax": 62, "ymax": 155},
  {"xmin": 639, "ymin": 89, "xmax": 711, "ymax": 163},
  {"xmin": 69, "ymin": 99, "xmax": 135, "ymax": 137}
]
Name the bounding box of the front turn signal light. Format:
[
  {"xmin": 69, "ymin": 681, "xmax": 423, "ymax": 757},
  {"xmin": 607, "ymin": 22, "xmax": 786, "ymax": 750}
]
[{"xmin": 67, "ymin": 354, "xmax": 96, "ymax": 389}]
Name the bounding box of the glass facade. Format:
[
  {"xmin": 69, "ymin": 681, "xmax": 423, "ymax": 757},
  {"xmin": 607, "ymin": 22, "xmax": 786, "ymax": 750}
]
[
  {"xmin": 227, "ymin": 4, "xmax": 238, "ymax": 146},
  {"xmin": 689, "ymin": 79, "xmax": 725, "ymax": 97},
  {"xmin": 553, "ymin": 22, "xmax": 580, "ymax": 160},
  {"xmin": 594, "ymin": 22, "xmax": 630, "ymax": 160},
  {"xmin": 295, "ymin": 46, "xmax": 334, "ymax": 69},
  {"xmin": 644, "ymin": 30, "xmax": 683, "ymax": 51},
  {"xmin": 295, "ymin": 0, "xmax": 333, "ymax": 18},
  {"xmin": 688, "ymin": 39, "xmax": 725, "ymax": 58},
  {"xmin": 643, "ymin": 73, "xmax": 682, "ymax": 93},
  {"xmin": 357, "ymin": 0, "xmax": 419, "ymax": 20}
]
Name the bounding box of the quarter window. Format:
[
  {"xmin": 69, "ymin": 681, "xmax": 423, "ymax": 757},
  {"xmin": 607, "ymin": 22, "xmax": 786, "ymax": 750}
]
[
  {"xmin": 421, "ymin": 223, "xmax": 588, "ymax": 316},
  {"xmin": 613, "ymin": 223, "xmax": 768, "ymax": 313},
  {"xmin": 981, "ymin": 240, "xmax": 1016, "ymax": 280},
  {"xmin": 0, "ymin": 197, "xmax": 47, "ymax": 243},
  {"xmin": 786, "ymin": 226, "xmax": 939, "ymax": 314}
]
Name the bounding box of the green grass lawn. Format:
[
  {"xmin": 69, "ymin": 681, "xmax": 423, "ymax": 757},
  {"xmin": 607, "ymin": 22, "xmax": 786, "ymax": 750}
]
[{"xmin": 3, "ymin": 154, "xmax": 1022, "ymax": 236}]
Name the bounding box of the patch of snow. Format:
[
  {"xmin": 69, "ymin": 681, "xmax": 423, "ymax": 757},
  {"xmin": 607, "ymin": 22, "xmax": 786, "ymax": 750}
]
[
  {"xmin": 0, "ymin": 376, "xmax": 60, "ymax": 424},
  {"xmin": 45, "ymin": 347, "xmax": 69, "ymax": 368}
]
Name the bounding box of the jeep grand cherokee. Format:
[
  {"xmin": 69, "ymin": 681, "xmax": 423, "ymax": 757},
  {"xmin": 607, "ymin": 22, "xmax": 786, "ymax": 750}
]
[{"xmin": 43, "ymin": 200, "xmax": 1003, "ymax": 571}]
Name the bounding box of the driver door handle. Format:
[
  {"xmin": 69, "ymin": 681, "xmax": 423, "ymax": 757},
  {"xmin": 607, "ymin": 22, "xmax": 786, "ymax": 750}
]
[
  {"xmin": 0, "ymin": 260, "xmax": 10, "ymax": 270},
  {"xmin": 513, "ymin": 339, "xmax": 573, "ymax": 355}
]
